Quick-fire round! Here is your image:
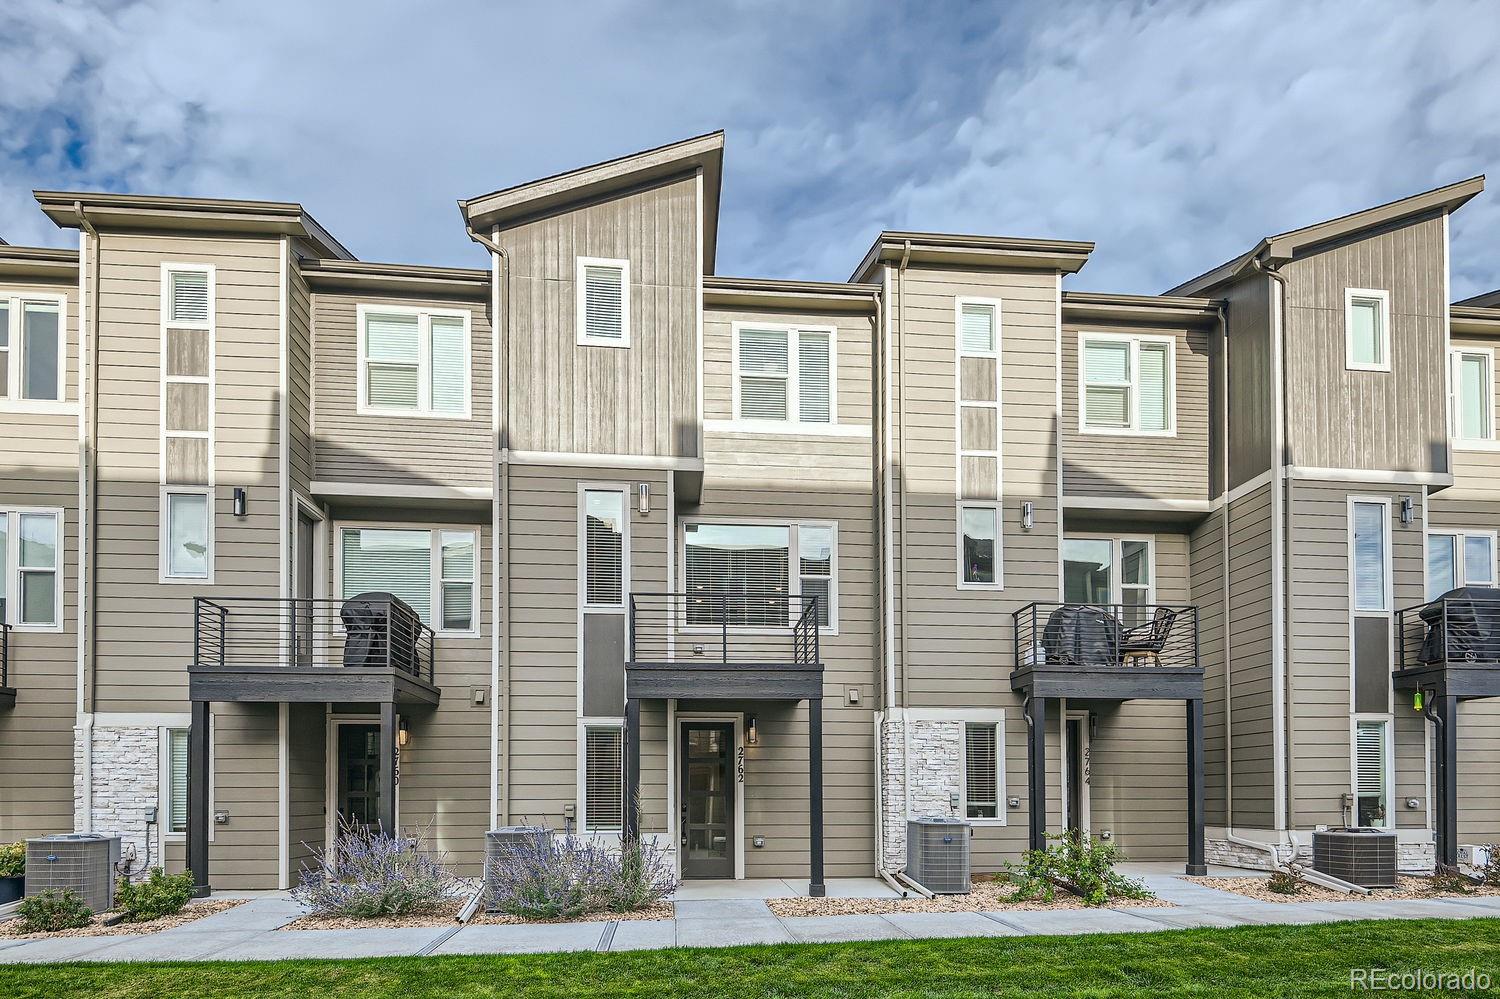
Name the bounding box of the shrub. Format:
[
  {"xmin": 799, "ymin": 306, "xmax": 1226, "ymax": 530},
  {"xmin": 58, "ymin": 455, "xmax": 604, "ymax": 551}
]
[
  {"xmin": 115, "ymin": 868, "xmax": 195, "ymax": 922},
  {"xmin": 1429, "ymin": 865, "xmax": 1476, "ymax": 896},
  {"xmin": 292, "ymin": 819, "xmax": 458, "ymax": 919},
  {"xmin": 1266, "ymin": 865, "xmax": 1306, "ymax": 895},
  {"xmin": 0, "ymin": 841, "xmax": 24, "ymax": 879},
  {"xmin": 1006, "ymin": 831, "xmax": 1150, "ymax": 907},
  {"xmin": 16, "ymin": 889, "xmax": 92, "ymax": 932},
  {"xmin": 1479, "ymin": 845, "xmax": 1500, "ymax": 886},
  {"xmin": 486, "ymin": 830, "xmax": 678, "ymax": 920}
]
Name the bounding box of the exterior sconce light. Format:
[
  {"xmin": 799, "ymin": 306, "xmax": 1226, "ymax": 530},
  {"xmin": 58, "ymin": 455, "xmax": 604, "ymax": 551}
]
[
  {"xmin": 1021, "ymin": 501, "xmax": 1034, "ymax": 531},
  {"xmin": 1400, "ymin": 495, "xmax": 1413, "ymax": 526},
  {"xmin": 746, "ymin": 715, "xmax": 759, "ymax": 746},
  {"xmin": 232, "ymin": 487, "xmax": 248, "ymax": 518},
  {"xmin": 638, "ymin": 483, "xmax": 651, "ymax": 515},
  {"xmin": 397, "ymin": 719, "xmax": 410, "ymax": 749}
]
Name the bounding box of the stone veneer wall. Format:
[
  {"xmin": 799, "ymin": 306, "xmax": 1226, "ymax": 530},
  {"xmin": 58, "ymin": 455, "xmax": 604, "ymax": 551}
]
[
  {"xmin": 1205, "ymin": 834, "xmax": 1436, "ymax": 874},
  {"xmin": 879, "ymin": 716, "xmax": 966, "ymax": 870},
  {"xmin": 73, "ymin": 725, "xmax": 161, "ymax": 873}
]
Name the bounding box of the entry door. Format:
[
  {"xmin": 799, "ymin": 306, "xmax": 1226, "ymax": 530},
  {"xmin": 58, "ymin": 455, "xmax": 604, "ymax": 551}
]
[
  {"xmin": 1065, "ymin": 716, "xmax": 1089, "ymax": 837},
  {"xmin": 680, "ymin": 722, "xmax": 735, "ymax": 879},
  {"xmin": 336, "ymin": 723, "xmax": 382, "ymax": 832},
  {"xmin": 294, "ymin": 511, "xmax": 317, "ymax": 666}
]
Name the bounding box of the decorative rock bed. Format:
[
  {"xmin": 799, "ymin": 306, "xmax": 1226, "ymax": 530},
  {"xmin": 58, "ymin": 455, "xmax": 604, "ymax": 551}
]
[
  {"xmin": 0, "ymin": 898, "xmax": 246, "ymax": 940},
  {"xmin": 1187, "ymin": 875, "xmax": 1500, "ymax": 903},
  {"xmin": 766, "ymin": 877, "xmax": 1168, "ymax": 917}
]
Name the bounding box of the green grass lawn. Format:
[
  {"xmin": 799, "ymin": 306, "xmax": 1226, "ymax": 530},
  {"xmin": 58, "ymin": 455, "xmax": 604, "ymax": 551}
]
[{"xmin": 2, "ymin": 918, "xmax": 1499, "ymax": 998}]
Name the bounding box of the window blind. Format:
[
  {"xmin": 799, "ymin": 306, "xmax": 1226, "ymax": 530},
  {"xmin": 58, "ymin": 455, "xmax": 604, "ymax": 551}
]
[
  {"xmin": 798, "ymin": 525, "xmax": 833, "ymax": 626},
  {"xmin": 429, "ymin": 316, "xmax": 466, "ymax": 415},
  {"xmin": 1354, "ymin": 719, "xmax": 1388, "ymax": 828},
  {"xmin": 1466, "ymin": 534, "xmax": 1495, "ymax": 584},
  {"xmin": 169, "ymin": 729, "xmax": 189, "ymax": 833},
  {"xmin": 684, "ymin": 523, "xmax": 790, "ymax": 626},
  {"xmin": 341, "ymin": 528, "xmax": 433, "ymax": 624},
  {"xmin": 797, "ymin": 332, "xmax": 831, "ymax": 423},
  {"xmin": 1427, "ymin": 534, "xmax": 1457, "ymax": 600},
  {"xmin": 1352, "ymin": 502, "xmax": 1387, "ymax": 612},
  {"xmin": 169, "ymin": 271, "xmax": 210, "ymax": 324},
  {"xmin": 584, "ymin": 491, "xmax": 624, "ymax": 606},
  {"xmin": 960, "ymin": 303, "xmax": 995, "ymax": 354},
  {"xmin": 365, "ymin": 313, "xmax": 421, "ymax": 409},
  {"xmin": 0, "ymin": 302, "xmax": 9, "ymax": 400},
  {"xmin": 21, "ymin": 302, "xmax": 59, "ymax": 401},
  {"xmin": 964, "ymin": 723, "xmax": 999, "ymax": 818},
  {"xmin": 1083, "ymin": 340, "xmax": 1131, "ymax": 427},
  {"xmin": 583, "ymin": 265, "xmax": 624, "ymax": 341},
  {"xmin": 1137, "ymin": 342, "xmax": 1169, "ymax": 431},
  {"xmin": 738, "ymin": 328, "xmax": 789, "ymax": 420},
  {"xmin": 584, "ymin": 726, "xmax": 624, "ymax": 830},
  {"xmin": 1349, "ymin": 298, "xmax": 1384, "ymax": 366},
  {"xmin": 440, "ymin": 530, "xmax": 476, "ymax": 631}
]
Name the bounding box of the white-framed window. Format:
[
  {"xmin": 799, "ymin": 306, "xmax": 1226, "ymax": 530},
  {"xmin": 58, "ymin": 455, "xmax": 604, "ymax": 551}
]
[
  {"xmin": 1450, "ymin": 347, "xmax": 1494, "ymax": 444},
  {"xmin": 357, "ymin": 305, "xmax": 471, "ymax": 418},
  {"xmin": 1353, "ymin": 716, "xmax": 1393, "ymax": 829},
  {"xmin": 1350, "ymin": 499, "xmax": 1391, "ymax": 613},
  {"xmin": 0, "ymin": 508, "xmax": 63, "ymax": 629},
  {"xmin": 581, "ymin": 488, "xmax": 629, "ymax": 610},
  {"xmin": 1345, "ymin": 288, "xmax": 1391, "ymax": 372},
  {"xmin": 1078, "ymin": 333, "xmax": 1175, "ymax": 435},
  {"xmin": 1062, "ymin": 536, "xmax": 1155, "ymax": 626},
  {"xmin": 1426, "ymin": 529, "xmax": 1497, "ymax": 600},
  {"xmin": 160, "ymin": 487, "xmax": 213, "ymax": 582},
  {"xmin": 576, "ymin": 257, "xmax": 630, "ymax": 348},
  {"xmin": 579, "ymin": 722, "xmax": 624, "ymax": 832},
  {"xmin": 963, "ymin": 721, "xmax": 1002, "ymax": 820},
  {"xmin": 164, "ymin": 727, "xmax": 189, "ymax": 835},
  {"xmin": 732, "ymin": 324, "xmax": 836, "ymax": 426},
  {"xmin": 957, "ymin": 504, "xmax": 1001, "ymax": 589},
  {"xmin": 957, "ymin": 299, "xmax": 999, "ymax": 356},
  {"xmin": 0, "ymin": 294, "xmax": 66, "ymax": 405},
  {"xmin": 681, "ymin": 520, "xmax": 838, "ymax": 632},
  {"xmin": 161, "ymin": 264, "xmax": 214, "ymax": 489},
  {"xmin": 338, "ymin": 525, "xmax": 480, "ymax": 635}
]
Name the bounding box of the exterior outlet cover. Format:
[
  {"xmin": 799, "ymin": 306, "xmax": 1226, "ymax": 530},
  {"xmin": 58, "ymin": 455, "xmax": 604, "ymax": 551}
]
[
  {"xmin": 1007, "ymin": 796, "xmax": 1020, "ymax": 809},
  {"xmin": 753, "ymin": 835, "xmax": 765, "ymax": 848},
  {"xmin": 1099, "ymin": 829, "xmax": 1112, "ymax": 840},
  {"xmin": 846, "ymin": 686, "xmax": 860, "ymax": 705},
  {"xmin": 471, "ymin": 687, "xmax": 487, "ymax": 706},
  {"xmin": 214, "ymin": 811, "xmax": 229, "ymax": 825}
]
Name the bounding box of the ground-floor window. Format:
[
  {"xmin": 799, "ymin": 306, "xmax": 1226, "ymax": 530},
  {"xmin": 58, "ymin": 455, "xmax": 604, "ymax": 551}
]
[
  {"xmin": 1354, "ymin": 717, "xmax": 1392, "ymax": 828},
  {"xmin": 963, "ymin": 722, "xmax": 1001, "ymax": 819},
  {"xmin": 581, "ymin": 724, "xmax": 624, "ymax": 832},
  {"xmin": 164, "ymin": 728, "xmax": 189, "ymax": 834}
]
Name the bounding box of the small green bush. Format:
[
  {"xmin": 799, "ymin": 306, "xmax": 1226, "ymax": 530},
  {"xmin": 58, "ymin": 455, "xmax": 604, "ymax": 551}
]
[
  {"xmin": 1267, "ymin": 865, "xmax": 1306, "ymax": 895},
  {"xmin": 0, "ymin": 841, "xmax": 24, "ymax": 879},
  {"xmin": 1428, "ymin": 865, "xmax": 1475, "ymax": 896},
  {"xmin": 1006, "ymin": 831, "xmax": 1151, "ymax": 907},
  {"xmin": 16, "ymin": 889, "xmax": 92, "ymax": 932},
  {"xmin": 115, "ymin": 868, "xmax": 195, "ymax": 922}
]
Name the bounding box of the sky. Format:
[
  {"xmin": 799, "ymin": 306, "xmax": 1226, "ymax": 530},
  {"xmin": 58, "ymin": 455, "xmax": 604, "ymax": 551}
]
[{"xmin": 2, "ymin": 0, "xmax": 1499, "ymax": 297}]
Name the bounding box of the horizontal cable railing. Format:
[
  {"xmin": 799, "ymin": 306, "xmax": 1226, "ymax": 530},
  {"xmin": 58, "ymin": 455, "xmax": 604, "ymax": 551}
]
[
  {"xmin": 1013, "ymin": 602, "xmax": 1200, "ymax": 670},
  {"xmin": 193, "ymin": 596, "xmax": 435, "ymax": 684},
  {"xmin": 628, "ymin": 591, "xmax": 821, "ymax": 667},
  {"xmin": 1397, "ymin": 589, "xmax": 1500, "ymax": 671}
]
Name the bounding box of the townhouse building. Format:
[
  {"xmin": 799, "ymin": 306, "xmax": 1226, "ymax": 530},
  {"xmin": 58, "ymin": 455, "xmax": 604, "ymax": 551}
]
[{"xmin": 0, "ymin": 131, "xmax": 1494, "ymax": 896}]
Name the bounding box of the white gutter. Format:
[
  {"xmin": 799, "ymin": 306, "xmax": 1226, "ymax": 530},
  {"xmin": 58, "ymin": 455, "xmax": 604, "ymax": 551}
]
[
  {"xmin": 75, "ymin": 204, "xmax": 99, "ymax": 832},
  {"xmin": 896, "ymin": 241, "xmax": 913, "ymax": 826}
]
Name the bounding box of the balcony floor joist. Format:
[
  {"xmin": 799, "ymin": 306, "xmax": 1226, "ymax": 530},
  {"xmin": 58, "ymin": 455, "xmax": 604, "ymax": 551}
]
[
  {"xmin": 1009, "ymin": 665, "xmax": 1205, "ymax": 701},
  {"xmin": 625, "ymin": 662, "xmax": 823, "ymax": 701},
  {"xmin": 187, "ymin": 666, "xmax": 441, "ymax": 706}
]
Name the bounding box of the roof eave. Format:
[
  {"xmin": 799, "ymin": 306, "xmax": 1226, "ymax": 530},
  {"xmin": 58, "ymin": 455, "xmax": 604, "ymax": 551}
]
[
  {"xmin": 1062, "ymin": 291, "xmax": 1223, "ymax": 327},
  {"xmin": 299, "ymin": 259, "xmax": 489, "ymax": 297},
  {"xmin": 850, "ymin": 232, "xmax": 1094, "ymax": 283},
  {"xmin": 703, "ymin": 275, "xmax": 880, "ymax": 313},
  {"xmin": 0, "ymin": 244, "xmax": 79, "ymax": 280}
]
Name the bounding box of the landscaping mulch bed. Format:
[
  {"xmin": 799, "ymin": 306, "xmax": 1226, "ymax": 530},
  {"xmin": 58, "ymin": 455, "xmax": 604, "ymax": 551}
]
[
  {"xmin": 1188, "ymin": 874, "xmax": 1500, "ymax": 903},
  {"xmin": 280, "ymin": 899, "xmax": 673, "ymax": 930},
  {"xmin": 0, "ymin": 898, "xmax": 246, "ymax": 940},
  {"xmin": 766, "ymin": 875, "xmax": 1168, "ymax": 917}
]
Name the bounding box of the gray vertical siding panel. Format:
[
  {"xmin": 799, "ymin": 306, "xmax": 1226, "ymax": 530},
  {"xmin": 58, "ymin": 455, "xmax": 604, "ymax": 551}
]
[
  {"xmin": 1189, "ymin": 508, "xmax": 1228, "ymax": 826},
  {"xmin": 1226, "ymin": 483, "xmax": 1276, "ymax": 828},
  {"xmin": 1224, "ymin": 275, "xmax": 1273, "ymax": 490}
]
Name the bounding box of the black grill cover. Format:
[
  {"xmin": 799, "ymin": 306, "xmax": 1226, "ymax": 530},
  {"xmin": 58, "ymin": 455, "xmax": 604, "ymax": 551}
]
[
  {"xmin": 341, "ymin": 592, "xmax": 421, "ymax": 669},
  {"xmin": 1419, "ymin": 586, "xmax": 1500, "ymax": 665},
  {"xmin": 1041, "ymin": 605, "xmax": 1121, "ymax": 666}
]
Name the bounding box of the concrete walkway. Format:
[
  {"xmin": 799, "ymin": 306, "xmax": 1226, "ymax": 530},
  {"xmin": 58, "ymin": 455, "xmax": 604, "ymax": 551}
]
[{"xmin": 2, "ymin": 872, "xmax": 1498, "ymax": 963}]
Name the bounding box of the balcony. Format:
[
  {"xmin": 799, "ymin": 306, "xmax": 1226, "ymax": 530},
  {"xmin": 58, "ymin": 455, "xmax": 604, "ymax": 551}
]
[
  {"xmin": 0, "ymin": 618, "xmax": 12, "ymax": 710},
  {"xmin": 625, "ymin": 591, "xmax": 824, "ymax": 700},
  {"xmin": 187, "ymin": 596, "xmax": 441, "ymax": 706},
  {"xmin": 1395, "ymin": 588, "xmax": 1500, "ymax": 699},
  {"xmin": 1010, "ymin": 602, "xmax": 1203, "ymax": 700}
]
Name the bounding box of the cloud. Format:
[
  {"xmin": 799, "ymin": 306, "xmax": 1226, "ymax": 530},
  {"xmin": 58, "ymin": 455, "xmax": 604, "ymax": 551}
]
[{"xmin": 1, "ymin": 0, "xmax": 1497, "ymax": 296}]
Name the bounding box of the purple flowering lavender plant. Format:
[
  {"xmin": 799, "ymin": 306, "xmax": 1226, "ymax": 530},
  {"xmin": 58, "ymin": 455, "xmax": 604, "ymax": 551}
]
[
  {"xmin": 486, "ymin": 828, "xmax": 677, "ymax": 919},
  {"xmin": 293, "ymin": 817, "xmax": 458, "ymax": 918}
]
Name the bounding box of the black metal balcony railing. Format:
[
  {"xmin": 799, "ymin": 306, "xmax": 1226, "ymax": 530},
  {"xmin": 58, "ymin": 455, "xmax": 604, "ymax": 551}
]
[
  {"xmin": 1013, "ymin": 602, "xmax": 1200, "ymax": 670},
  {"xmin": 628, "ymin": 592, "xmax": 821, "ymax": 667},
  {"xmin": 193, "ymin": 596, "xmax": 435, "ymax": 684},
  {"xmin": 1397, "ymin": 589, "xmax": 1500, "ymax": 672}
]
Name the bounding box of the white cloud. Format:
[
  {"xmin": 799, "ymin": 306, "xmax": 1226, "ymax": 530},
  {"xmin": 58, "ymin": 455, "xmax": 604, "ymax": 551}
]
[{"xmin": 1, "ymin": 0, "xmax": 1497, "ymax": 296}]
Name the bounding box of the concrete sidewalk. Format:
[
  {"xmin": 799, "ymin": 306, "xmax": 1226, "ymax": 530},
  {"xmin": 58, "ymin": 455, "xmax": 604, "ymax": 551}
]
[{"xmin": 2, "ymin": 874, "xmax": 1497, "ymax": 963}]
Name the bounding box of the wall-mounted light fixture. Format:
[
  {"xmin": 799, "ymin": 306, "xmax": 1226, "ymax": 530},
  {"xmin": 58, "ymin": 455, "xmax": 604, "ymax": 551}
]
[
  {"xmin": 1021, "ymin": 501, "xmax": 1034, "ymax": 531},
  {"xmin": 638, "ymin": 483, "xmax": 651, "ymax": 515},
  {"xmin": 232, "ymin": 487, "xmax": 248, "ymax": 518},
  {"xmin": 1400, "ymin": 495, "xmax": 1414, "ymax": 527},
  {"xmin": 746, "ymin": 715, "xmax": 759, "ymax": 746},
  {"xmin": 397, "ymin": 718, "xmax": 410, "ymax": 749}
]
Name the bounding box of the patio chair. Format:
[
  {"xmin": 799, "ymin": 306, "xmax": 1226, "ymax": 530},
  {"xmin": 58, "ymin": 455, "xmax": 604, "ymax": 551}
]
[{"xmin": 1119, "ymin": 607, "xmax": 1178, "ymax": 667}]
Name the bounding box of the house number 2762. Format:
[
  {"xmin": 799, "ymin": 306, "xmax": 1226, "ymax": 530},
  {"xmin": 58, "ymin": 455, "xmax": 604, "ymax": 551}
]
[{"xmin": 737, "ymin": 746, "xmax": 745, "ymax": 784}]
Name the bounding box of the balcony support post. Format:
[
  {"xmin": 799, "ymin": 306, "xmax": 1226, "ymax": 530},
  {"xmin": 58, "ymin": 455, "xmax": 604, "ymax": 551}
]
[
  {"xmin": 808, "ymin": 695, "xmax": 825, "ymax": 897},
  {"xmin": 623, "ymin": 697, "xmax": 641, "ymax": 842},
  {"xmin": 378, "ymin": 700, "xmax": 397, "ymax": 836},
  {"xmin": 1026, "ymin": 695, "xmax": 1047, "ymax": 853},
  {"xmin": 1185, "ymin": 696, "xmax": 1206, "ymax": 875},
  {"xmin": 187, "ymin": 698, "xmax": 212, "ymax": 898}
]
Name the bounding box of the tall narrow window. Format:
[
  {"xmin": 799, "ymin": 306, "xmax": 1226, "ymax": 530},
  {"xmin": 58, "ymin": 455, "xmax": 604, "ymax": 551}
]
[
  {"xmin": 1119, "ymin": 539, "xmax": 1152, "ymax": 627},
  {"xmin": 167, "ymin": 728, "xmax": 190, "ymax": 834},
  {"xmin": 1354, "ymin": 719, "xmax": 1390, "ymax": 828},
  {"xmin": 162, "ymin": 266, "xmax": 213, "ymax": 492},
  {"xmin": 577, "ymin": 258, "xmax": 629, "ymax": 347},
  {"xmin": 1346, "ymin": 290, "xmax": 1390, "ymax": 371},
  {"xmin": 1080, "ymin": 335, "xmax": 1175, "ymax": 433},
  {"xmin": 797, "ymin": 525, "xmax": 835, "ymax": 627},
  {"xmin": 583, "ymin": 726, "xmax": 624, "ymax": 831},
  {"xmin": 959, "ymin": 505, "xmax": 998, "ymax": 586},
  {"xmin": 583, "ymin": 490, "xmax": 626, "ymax": 608},
  {"xmin": 164, "ymin": 491, "xmax": 211, "ymax": 580},
  {"xmin": 797, "ymin": 331, "xmax": 832, "ymax": 423},
  {"xmin": 17, "ymin": 512, "xmax": 59, "ymax": 626},
  {"xmin": 0, "ymin": 300, "xmax": 9, "ymax": 398},
  {"xmin": 1452, "ymin": 349, "xmax": 1494, "ymax": 442},
  {"xmin": 734, "ymin": 326, "xmax": 837, "ymax": 425},
  {"xmin": 963, "ymin": 722, "xmax": 1000, "ymax": 819},
  {"xmin": 1352, "ymin": 501, "xmax": 1389, "ymax": 612},
  {"xmin": 439, "ymin": 530, "xmax": 477, "ymax": 631}
]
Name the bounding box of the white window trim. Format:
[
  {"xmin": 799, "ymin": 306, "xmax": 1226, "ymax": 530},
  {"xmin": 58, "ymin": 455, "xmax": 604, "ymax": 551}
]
[
  {"xmin": 355, "ymin": 304, "xmax": 473, "ymax": 420},
  {"xmin": 576, "ymin": 256, "xmax": 631, "ymax": 349},
  {"xmin": 1344, "ymin": 288, "xmax": 1392, "ymax": 373},
  {"xmin": 2, "ymin": 506, "xmax": 65, "ymax": 632},
  {"xmin": 729, "ymin": 322, "xmax": 839, "ymax": 426},
  {"xmin": 0, "ymin": 291, "xmax": 70, "ymax": 412},
  {"xmin": 1449, "ymin": 346, "xmax": 1497, "ymax": 448},
  {"xmin": 955, "ymin": 502, "xmax": 1003, "ymax": 591},
  {"xmin": 1425, "ymin": 528, "xmax": 1498, "ymax": 599},
  {"xmin": 576, "ymin": 717, "xmax": 625, "ymax": 834},
  {"xmin": 159, "ymin": 486, "xmax": 215, "ymax": 585},
  {"xmin": 1348, "ymin": 496, "xmax": 1393, "ymax": 615},
  {"xmin": 333, "ymin": 522, "xmax": 482, "ymax": 638},
  {"xmin": 960, "ymin": 715, "xmax": 1007, "ymax": 826},
  {"xmin": 1061, "ymin": 534, "xmax": 1157, "ymax": 605},
  {"xmin": 159, "ymin": 263, "xmax": 216, "ymax": 489},
  {"xmin": 1076, "ymin": 331, "xmax": 1177, "ymax": 437},
  {"xmin": 677, "ymin": 516, "xmax": 840, "ymax": 635},
  {"xmin": 578, "ymin": 484, "xmax": 632, "ymax": 614},
  {"xmin": 955, "ymin": 297, "xmax": 1001, "ymax": 359},
  {"xmin": 1349, "ymin": 714, "xmax": 1396, "ymax": 830},
  {"xmin": 159, "ymin": 726, "xmax": 188, "ymax": 840}
]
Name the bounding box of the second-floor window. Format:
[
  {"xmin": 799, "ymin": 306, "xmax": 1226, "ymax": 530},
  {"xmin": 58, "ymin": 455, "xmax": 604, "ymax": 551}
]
[
  {"xmin": 1063, "ymin": 536, "xmax": 1153, "ymax": 625},
  {"xmin": 358, "ymin": 307, "xmax": 470, "ymax": 418},
  {"xmin": 1079, "ymin": 334, "xmax": 1173, "ymax": 434},
  {"xmin": 162, "ymin": 489, "xmax": 212, "ymax": 581},
  {"xmin": 339, "ymin": 526, "xmax": 478, "ymax": 635},
  {"xmin": 958, "ymin": 505, "xmax": 999, "ymax": 587},
  {"xmin": 1351, "ymin": 500, "xmax": 1389, "ymax": 613},
  {"xmin": 1427, "ymin": 530, "xmax": 1496, "ymax": 599},
  {"xmin": 0, "ymin": 296, "xmax": 63, "ymax": 403},
  {"xmin": 582, "ymin": 489, "xmax": 627, "ymax": 609},
  {"xmin": 0, "ymin": 509, "xmax": 61, "ymax": 628},
  {"xmin": 733, "ymin": 325, "xmax": 835, "ymax": 425},
  {"xmin": 1345, "ymin": 289, "xmax": 1391, "ymax": 372},
  {"xmin": 1451, "ymin": 348, "xmax": 1494, "ymax": 443},
  {"xmin": 683, "ymin": 520, "xmax": 837, "ymax": 630}
]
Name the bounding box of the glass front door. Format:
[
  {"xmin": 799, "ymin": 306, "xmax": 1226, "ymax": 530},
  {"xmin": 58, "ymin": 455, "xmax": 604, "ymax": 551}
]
[
  {"xmin": 336, "ymin": 723, "xmax": 382, "ymax": 832},
  {"xmin": 680, "ymin": 722, "xmax": 735, "ymax": 879}
]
